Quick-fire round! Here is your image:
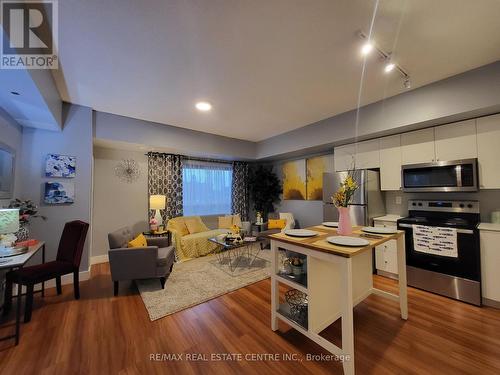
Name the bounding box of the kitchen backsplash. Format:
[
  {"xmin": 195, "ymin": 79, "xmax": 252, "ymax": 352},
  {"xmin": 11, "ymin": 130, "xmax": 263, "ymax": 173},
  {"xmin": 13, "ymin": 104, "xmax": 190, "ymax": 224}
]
[{"xmin": 384, "ymin": 190, "xmax": 500, "ymax": 222}]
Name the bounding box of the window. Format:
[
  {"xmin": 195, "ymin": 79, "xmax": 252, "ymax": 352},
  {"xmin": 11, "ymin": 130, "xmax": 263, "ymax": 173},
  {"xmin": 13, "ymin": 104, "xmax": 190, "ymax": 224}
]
[{"xmin": 182, "ymin": 160, "xmax": 232, "ymax": 216}]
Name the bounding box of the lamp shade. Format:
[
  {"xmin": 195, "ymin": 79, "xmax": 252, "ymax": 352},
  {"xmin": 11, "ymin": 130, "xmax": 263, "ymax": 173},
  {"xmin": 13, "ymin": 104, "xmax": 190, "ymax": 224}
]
[
  {"xmin": 149, "ymin": 195, "xmax": 166, "ymax": 210},
  {"xmin": 0, "ymin": 208, "xmax": 20, "ymax": 235}
]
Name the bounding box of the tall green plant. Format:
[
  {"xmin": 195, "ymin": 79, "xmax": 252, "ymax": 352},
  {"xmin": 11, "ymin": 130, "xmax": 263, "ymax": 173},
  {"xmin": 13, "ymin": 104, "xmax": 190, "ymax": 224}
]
[{"xmin": 248, "ymin": 165, "xmax": 282, "ymax": 220}]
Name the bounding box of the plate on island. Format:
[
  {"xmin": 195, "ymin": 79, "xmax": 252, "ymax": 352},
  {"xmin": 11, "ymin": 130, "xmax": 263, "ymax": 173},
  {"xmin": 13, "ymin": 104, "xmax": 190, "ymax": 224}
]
[
  {"xmin": 327, "ymin": 236, "xmax": 370, "ymax": 247},
  {"xmin": 322, "ymin": 222, "xmax": 338, "ymax": 228},
  {"xmin": 362, "ymin": 226, "xmax": 397, "ymax": 235},
  {"xmin": 284, "ymin": 229, "xmax": 319, "ymax": 237}
]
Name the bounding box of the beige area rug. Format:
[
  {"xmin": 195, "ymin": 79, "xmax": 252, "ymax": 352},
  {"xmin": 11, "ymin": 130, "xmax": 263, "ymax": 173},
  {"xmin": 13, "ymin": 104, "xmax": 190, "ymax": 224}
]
[{"xmin": 136, "ymin": 250, "xmax": 271, "ymax": 321}]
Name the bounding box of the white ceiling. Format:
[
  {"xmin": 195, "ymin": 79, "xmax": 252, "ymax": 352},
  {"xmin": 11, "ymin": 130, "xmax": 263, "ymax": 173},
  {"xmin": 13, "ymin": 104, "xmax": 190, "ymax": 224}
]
[{"xmin": 53, "ymin": 0, "xmax": 500, "ymax": 141}]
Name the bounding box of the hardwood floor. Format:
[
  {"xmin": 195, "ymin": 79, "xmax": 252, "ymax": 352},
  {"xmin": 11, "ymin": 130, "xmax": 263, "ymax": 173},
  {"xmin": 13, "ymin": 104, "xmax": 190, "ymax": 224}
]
[{"xmin": 1, "ymin": 262, "xmax": 500, "ymax": 374}]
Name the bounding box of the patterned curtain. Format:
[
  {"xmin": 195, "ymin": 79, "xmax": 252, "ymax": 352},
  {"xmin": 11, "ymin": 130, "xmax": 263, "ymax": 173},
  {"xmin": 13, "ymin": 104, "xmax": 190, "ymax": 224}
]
[
  {"xmin": 231, "ymin": 161, "xmax": 249, "ymax": 220},
  {"xmin": 147, "ymin": 153, "xmax": 183, "ymax": 221}
]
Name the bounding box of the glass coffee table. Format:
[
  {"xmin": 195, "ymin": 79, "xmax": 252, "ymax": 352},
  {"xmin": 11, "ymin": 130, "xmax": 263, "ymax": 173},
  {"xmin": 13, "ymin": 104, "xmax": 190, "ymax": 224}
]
[{"xmin": 208, "ymin": 237, "xmax": 264, "ymax": 272}]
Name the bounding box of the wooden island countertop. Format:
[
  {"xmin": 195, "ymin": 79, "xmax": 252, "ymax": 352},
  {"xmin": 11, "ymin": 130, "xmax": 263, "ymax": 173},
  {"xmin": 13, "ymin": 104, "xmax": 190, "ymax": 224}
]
[{"xmin": 268, "ymin": 225, "xmax": 404, "ymax": 258}]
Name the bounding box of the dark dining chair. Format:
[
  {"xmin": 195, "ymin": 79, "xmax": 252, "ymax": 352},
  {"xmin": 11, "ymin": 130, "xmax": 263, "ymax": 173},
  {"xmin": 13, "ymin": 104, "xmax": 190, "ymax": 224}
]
[{"xmin": 3, "ymin": 220, "xmax": 89, "ymax": 323}]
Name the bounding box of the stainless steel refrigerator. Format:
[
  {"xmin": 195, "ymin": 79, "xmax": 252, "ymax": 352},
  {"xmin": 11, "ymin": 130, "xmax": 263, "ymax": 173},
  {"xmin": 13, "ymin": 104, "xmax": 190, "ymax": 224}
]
[{"xmin": 322, "ymin": 170, "xmax": 385, "ymax": 226}]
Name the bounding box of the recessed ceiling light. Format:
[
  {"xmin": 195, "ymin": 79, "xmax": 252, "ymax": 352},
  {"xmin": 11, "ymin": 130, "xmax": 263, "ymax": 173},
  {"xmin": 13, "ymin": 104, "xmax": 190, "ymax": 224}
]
[
  {"xmin": 195, "ymin": 102, "xmax": 212, "ymax": 111},
  {"xmin": 10, "ymin": 91, "xmax": 20, "ymax": 95},
  {"xmin": 361, "ymin": 42, "xmax": 373, "ymax": 55},
  {"xmin": 384, "ymin": 63, "xmax": 395, "ymax": 73}
]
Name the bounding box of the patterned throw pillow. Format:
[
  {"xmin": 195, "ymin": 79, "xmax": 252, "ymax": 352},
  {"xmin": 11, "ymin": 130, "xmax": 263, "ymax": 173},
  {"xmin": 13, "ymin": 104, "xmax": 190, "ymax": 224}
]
[
  {"xmin": 185, "ymin": 217, "xmax": 208, "ymax": 234},
  {"xmin": 268, "ymin": 219, "xmax": 286, "ymax": 230},
  {"xmin": 128, "ymin": 233, "xmax": 148, "ymax": 248},
  {"xmin": 218, "ymin": 216, "xmax": 233, "ymax": 229}
]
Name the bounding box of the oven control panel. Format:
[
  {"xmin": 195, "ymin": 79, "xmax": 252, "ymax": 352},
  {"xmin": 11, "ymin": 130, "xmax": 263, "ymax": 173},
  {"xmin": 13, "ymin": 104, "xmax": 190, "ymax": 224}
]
[{"xmin": 408, "ymin": 200, "xmax": 479, "ymax": 213}]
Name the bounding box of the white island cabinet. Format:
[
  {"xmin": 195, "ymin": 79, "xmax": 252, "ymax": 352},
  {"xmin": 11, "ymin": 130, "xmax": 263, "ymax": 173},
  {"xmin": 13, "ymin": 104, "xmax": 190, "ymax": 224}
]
[
  {"xmin": 479, "ymin": 223, "xmax": 500, "ymax": 307},
  {"xmin": 374, "ymin": 215, "xmax": 402, "ymax": 279}
]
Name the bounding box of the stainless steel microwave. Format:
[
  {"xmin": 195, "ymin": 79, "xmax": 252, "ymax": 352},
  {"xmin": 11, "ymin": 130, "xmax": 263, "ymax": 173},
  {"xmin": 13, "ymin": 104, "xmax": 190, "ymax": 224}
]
[{"xmin": 402, "ymin": 158, "xmax": 478, "ymax": 192}]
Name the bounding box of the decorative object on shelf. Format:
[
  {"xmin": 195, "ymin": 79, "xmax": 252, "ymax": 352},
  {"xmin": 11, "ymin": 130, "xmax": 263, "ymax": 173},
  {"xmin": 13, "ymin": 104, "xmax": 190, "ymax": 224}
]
[
  {"xmin": 282, "ymin": 159, "xmax": 306, "ymax": 200},
  {"xmin": 285, "ymin": 289, "xmax": 308, "ymax": 319},
  {"xmin": 44, "ymin": 181, "xmax": 75, "ymax": 204},
  {"xmin": 332, "ymin": 169, "xmax": 359, "ymax": 236},
  {"xmin": 248, "ymin": 165, "xmax": 282, "ymax": 221},
  {"xmin": 256, "ymin": 211, "xmax": 263, "ymax": 225},
  {"xmin": 289, "ymin": 257, "xmax": 304, "ymax": 276},
  {"xmin": 149, "ymin": 194, "xmax": 166, "ymax": 227},
  {"xmin": 114, "ymin": 159, "xmax": 140, "ymax": 183},
  {"xmin": 7, "ymin": 199, "xmax": 47, "ymax": 241},
  {"xmin": 306, "ymin": 155, "xmax": 333, "ymax": 200},
  {"xmin": 45, "ymin": 154, "xmax": 76, "ymax": 178}
]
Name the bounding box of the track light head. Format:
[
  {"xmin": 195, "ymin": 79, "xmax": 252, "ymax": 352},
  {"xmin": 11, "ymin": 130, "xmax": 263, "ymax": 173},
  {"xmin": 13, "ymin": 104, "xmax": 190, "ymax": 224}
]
[{"xmin": 403, "ymin": 78, "xmax": 411, "ymax": 89}]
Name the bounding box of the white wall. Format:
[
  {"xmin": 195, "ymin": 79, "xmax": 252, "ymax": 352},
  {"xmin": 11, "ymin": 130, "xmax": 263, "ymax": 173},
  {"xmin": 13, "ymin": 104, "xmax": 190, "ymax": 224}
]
[
  {"xmin": 92, "ymin": 147, "xmax": 148, "ymax": 257},
  {"xmin": 19, "ymin": 104, "xmax": 93, "ymax": 271},
  {"xmin": 0, "ymin": 108, "xmax": 23, "ymax": 207}
]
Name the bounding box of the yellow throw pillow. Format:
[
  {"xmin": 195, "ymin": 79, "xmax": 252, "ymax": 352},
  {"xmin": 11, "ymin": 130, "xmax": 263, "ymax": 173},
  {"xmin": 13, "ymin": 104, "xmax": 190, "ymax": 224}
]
[
  {"xmin": 218, "ymin": 216, "xmax": 233, "ymax": 229},
  {"xmin": 268, "ymin": 219, "xmax": 286, "ymax": 230},
  {"xmin": 169, "ymin": 219, "xmax": 189, "ymax": 237},
  {"xmin": 128, "ymin": 233, "xmax": 148, "ymax": 248},
  {"xmin": 232, "ymin": 214, "xmax": 242, "ymax": 228},
  {"xmin": 185, "ymin": 217, "xmax": 208, "ymax": 234}
]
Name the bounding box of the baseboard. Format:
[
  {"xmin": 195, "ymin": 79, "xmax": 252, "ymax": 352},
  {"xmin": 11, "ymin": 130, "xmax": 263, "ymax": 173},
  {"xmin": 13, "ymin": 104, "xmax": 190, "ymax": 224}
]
[
  {"xmin": 482, "ymin": 297, "xmax": 500, "ymax": 309},
  {"xmin": 90, "ymin": 254, "xmax": 109, "ymax": 265}
]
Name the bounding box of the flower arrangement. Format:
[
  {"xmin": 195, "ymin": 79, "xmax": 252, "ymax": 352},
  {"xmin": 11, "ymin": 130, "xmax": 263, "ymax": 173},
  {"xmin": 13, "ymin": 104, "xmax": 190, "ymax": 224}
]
[
  {"xmin": 8, "ymin": 199, "xmax": 46, "ymax": 223},
  {"xmin": 332, "ymin": 172, "xmax": 359, "ymax": 207},
  {"xmin": 149, "ymin": 217, "xmax": 158, "ymax": 231}
]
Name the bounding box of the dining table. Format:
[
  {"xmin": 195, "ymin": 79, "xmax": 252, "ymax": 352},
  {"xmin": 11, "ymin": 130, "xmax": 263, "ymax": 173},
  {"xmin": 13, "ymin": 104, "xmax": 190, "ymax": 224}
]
[
  {"xmin": 0, "ymin": 241, "xmax": 46, "ymax": 345},
  {"xmin": 268, "ymin": 226, "xmax": 407, "ymax": 375}
]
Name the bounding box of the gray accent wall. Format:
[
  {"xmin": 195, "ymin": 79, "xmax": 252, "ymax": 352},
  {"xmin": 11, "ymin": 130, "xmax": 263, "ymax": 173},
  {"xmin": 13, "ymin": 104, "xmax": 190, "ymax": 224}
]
[
  {"xmin": 257, "ymin": 61, "xmax": 500, "ymax": 160},
  {"xmin": 19, "ymin": 104, "xmax": 93, "ymax": 271},
  {"xmin": 92, "ymin": 148, "xmax": 149, "ymax": 257}
]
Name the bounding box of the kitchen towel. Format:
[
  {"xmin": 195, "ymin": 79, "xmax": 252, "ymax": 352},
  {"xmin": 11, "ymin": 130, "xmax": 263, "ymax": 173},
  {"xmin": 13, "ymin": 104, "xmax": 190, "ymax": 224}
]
[{"xmin": 412, "ymin": 225, "xmax": 458, "ymax": 258}]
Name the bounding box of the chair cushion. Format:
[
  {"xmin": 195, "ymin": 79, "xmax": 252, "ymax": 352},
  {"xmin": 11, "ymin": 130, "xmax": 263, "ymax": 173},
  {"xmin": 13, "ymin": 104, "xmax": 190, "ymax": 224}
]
[
  {"xmin": 157, "ymin": 246, "xmax": 175, "ymax": 267},
  {"xmin": 268, "ymin": 219, "xmax": 286, "ymax": 230},
  {"xmin": 7, "ymin": 261, "xmax": 74, "ymax": 284},
  {"xmin": 108, "ymin": 227, "xmax": 134, "ymax": 249}
]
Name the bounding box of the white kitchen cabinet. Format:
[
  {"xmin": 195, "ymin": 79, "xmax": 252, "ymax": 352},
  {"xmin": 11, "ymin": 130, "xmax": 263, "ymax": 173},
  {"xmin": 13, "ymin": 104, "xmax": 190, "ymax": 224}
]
[
  {"xmin": 479, "ymin": 227, "xmax": 500, "ymax": 306},
  {"xmin": 434, "ymin": 119, "xmax": 477, "ymax": 161},
  {"xmin": 401, "ymin": 128, "xmax": 436, "ymax": 165},
  {"xmin": 355, "ymin": 139, "xmax": 380, "ymax": 169},
  {"xmin": 334, "ymin": 139, "xmax": 379, "ymax": 171},
  {"xmin": 379, "ymin": 135, "xmax": 402, "ymax": 191},
  {"xmin": 374, "ymin": 219, "xmax": 399, "ymax": 277},
  {"xmin": 334, "ymin": 144, "xmax": 356, "ymax": 171},
  {"xmin": 477, "ymin": 114, "xmax": 500, "ymax": 189}
]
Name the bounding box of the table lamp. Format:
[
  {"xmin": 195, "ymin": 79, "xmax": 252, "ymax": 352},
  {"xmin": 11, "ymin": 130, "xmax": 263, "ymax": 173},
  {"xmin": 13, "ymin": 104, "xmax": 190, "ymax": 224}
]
[
  {"xmin": 149, "ymin": 195, "xmax": 166, "ymax": 227},
  {"xmin": 0, "ymin": 208, "xmax": 20, "ymax": 249}
]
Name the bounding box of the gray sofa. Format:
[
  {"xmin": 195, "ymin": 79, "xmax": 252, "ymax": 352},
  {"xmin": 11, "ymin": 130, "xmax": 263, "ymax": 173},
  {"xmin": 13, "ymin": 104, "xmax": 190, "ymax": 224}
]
[{"xmin": 108, "ymin": 227, "xmax": 175, "ymax": 295}]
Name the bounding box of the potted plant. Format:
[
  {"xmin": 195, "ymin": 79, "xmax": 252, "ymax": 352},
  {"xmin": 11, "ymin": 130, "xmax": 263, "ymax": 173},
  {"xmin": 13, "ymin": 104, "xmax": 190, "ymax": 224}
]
[
  {"xmin": 248, "ymin": 165, "xmax": 282, "ymax": 221},
  {"xmin": 8, "ymin": 199, "xmax": 47, "ymax": 242},
  {"xmin": 332, "ymin": 169, "xmax": 359, "ymax": 235}
]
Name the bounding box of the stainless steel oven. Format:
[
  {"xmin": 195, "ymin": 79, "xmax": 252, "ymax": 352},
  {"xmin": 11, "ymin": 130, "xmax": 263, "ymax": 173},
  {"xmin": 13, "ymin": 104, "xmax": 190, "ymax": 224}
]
[
  {"xmin": 397, "ymin": 200, "xmax": 481, "ymax": 306},
  {"xmin": 402, "ymin": 158, "xmax": 478, "ymax": 192}
]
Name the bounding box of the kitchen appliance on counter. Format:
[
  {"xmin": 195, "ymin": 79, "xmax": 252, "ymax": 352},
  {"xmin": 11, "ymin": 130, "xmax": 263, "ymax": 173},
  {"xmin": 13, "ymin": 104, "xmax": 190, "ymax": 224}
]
[
  {"xmin": 322, "ymin": 170, "xmax": 385, "ymax": 226},
  {"xmin": 401, "ymin": 158, "xmax": 478, "ymax": 193},
  {"xmin": 398, "ymin": 199, "xmax": 481, "ymax": 306}
]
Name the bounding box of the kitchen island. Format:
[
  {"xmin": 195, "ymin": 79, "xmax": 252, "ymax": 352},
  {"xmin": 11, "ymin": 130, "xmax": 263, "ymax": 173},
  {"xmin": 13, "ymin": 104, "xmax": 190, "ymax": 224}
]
[{"xmin": 269, "ymin": 225, "xmax": 407, "ymax": 375}]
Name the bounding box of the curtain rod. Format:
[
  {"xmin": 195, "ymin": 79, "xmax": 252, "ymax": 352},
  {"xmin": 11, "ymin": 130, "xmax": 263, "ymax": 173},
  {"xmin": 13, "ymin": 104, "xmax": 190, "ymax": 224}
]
[{"xmin": 145, "ymin": 151, "xmax": 245, "ymax": 165}]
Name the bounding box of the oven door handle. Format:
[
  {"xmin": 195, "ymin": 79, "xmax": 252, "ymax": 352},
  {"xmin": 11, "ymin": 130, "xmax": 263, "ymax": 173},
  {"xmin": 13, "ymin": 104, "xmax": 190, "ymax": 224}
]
[{"xmin": 398, "ymin": 223, "xmax": 474, "ymax": 234}]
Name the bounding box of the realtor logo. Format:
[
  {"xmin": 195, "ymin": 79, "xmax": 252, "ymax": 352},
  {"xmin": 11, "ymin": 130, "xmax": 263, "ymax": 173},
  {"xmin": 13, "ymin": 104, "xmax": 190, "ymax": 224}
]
[{"xmin": 1, "ymin": 0, "xmax": 58, "ymax": 69}]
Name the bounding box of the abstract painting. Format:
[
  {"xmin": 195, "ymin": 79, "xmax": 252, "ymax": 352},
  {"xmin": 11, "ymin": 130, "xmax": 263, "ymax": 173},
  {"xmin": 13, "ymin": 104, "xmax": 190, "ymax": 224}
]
[
  {"xmin": 282, "ymin": 159, "xmax": 306, "ymax": 200},
  {"xmin": 45, "ymin": 154, "xmax": 76, "ymax": 178},
  {"xmin": 44, "ymin": 182, "xmax": 75, "ymax": 204},
  {"xmin": 306, "ymin": 155, "xmax": 334, "ymax": 200}
]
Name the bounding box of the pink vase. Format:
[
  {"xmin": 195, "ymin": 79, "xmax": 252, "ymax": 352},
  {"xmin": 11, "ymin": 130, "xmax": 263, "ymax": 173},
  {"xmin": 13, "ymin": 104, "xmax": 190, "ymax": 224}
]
[{"xmin": 337, "ymin": 206, "xmax": 353, "ymax": 235}]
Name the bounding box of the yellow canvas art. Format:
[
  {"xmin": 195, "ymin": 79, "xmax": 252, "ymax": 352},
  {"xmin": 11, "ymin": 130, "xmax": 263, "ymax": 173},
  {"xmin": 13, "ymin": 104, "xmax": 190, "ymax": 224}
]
[
  {"xmin": 282, "ymin": 160, "xmax": 306, "ymax": 200},
  {"xmin": 306, "ymin": 155, "xmax": 333, "ymax": 200}
]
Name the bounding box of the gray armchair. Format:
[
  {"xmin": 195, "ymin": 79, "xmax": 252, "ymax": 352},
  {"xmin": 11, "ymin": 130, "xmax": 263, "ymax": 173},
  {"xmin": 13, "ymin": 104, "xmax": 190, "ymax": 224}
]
[{"xmin": 108, "ymin": 227, "xmax": 175, "ymax": 295}]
